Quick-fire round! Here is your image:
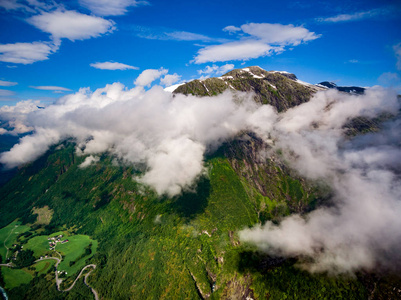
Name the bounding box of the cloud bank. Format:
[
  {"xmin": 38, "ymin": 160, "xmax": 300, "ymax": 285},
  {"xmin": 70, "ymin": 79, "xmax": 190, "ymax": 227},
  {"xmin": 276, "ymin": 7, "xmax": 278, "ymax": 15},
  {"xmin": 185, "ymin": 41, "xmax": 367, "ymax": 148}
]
[
  {"xmin": 1, "ymin": 82, "xmax": 400, "ymax": 273},
  {"xmin": 0, "ymin": 81, "xmax": 264, "ymax": 196},
  {"xmin": 240, "ymin": 88, "xmax": 401, "ymax": 274},
  {"xmin": 0, "ymin": 100, "xmax": 40, "ymax": 135}
]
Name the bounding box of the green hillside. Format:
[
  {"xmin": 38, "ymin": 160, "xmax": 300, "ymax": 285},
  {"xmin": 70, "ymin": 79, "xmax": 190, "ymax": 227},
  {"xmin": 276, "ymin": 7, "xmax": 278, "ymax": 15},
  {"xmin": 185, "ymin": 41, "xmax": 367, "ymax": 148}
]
[{"xmin": 0, "ymin": 138, "xmax": 369, "ymax": 299}]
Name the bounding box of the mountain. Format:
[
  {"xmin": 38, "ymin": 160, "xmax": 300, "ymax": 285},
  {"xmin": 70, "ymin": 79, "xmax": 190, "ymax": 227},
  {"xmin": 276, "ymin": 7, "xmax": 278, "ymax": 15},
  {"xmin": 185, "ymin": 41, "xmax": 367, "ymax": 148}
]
[
  {"xmin": 174, "ymin": 66, "xmax": 325, "ymax": 112},
  {"xmin": 0, "ymin": 67, "xmax": 400, "ymax": 299},
  {"xmin": 174, "ymin": 66, "xmax": 386, "ymax": 137},
  {"xmin": 317, "ymin": 81, "xmax": 366, "ymax": 94}
]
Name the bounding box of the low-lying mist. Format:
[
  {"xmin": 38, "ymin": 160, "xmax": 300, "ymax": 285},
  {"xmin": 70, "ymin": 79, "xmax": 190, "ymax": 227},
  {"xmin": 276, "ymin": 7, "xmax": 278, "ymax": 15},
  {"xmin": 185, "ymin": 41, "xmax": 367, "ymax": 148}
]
[
  {"xmin": 240, "ymin": 88, "xmax": 401, "ymax": 274},
  {"xmin": 0, "ymin": 81, "xmax": 400, "ymax": 274}
]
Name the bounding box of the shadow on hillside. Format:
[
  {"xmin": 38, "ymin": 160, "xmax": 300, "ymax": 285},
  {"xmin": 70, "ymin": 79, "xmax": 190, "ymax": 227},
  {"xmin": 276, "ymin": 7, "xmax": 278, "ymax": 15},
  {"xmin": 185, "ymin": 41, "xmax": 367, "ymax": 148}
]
[
  {"xmin": 237, "ymin": 250, "xmax": 287, "ymax": 275},
  {"xmin": 168, "ymin": 176, "xmax": 211, "ymax": 220}
]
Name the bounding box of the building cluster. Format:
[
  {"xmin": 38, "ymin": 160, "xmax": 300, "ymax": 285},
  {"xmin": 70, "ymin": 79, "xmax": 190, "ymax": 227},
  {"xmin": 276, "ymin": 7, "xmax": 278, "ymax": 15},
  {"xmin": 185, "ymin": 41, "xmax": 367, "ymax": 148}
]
[{"xmin": 48, "ymin": 234, "xmax": 69, "ymax": 250}]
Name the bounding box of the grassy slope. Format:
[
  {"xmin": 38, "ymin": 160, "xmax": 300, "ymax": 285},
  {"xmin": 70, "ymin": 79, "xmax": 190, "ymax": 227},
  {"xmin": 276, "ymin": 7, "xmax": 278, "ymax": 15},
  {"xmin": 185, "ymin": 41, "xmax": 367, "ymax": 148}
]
[
  {"xmin": 57, "ymin": 235, "xmax": 98, "ymax": 275},
  {"xmin": 34, "ymin": 260, "xmax": 56, "ymax": 275},
  {"xmin": 1, "ymin": 267, "xmax": 32, "ymax": 289},
  {"xmin": 0, "ymin": 220, "xmax": 30, "ymax": 260}
]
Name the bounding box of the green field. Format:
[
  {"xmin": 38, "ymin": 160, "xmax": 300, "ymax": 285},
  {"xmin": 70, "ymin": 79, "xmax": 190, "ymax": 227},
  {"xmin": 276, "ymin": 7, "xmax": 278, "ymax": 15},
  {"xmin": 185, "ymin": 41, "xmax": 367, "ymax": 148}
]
[
  {"xmin": 0, "ymin": 218, "xmax": 98, "ymax": 293},
  {"xmin": 24, "ymin": 235, "xmax": 51, "ymax": 257},
  {"xmin": 0, "ymin": 220, "xmax": 30, "ymax": 260},
  {"xmin": 1, "ymin": 267, "xmax": 33, "ymax": 289},
  {"xmin": 33, "ymin": 260, "xmax": 56, "ymax": 275},
  {"xmin": 23, "ymin": 231, "xmax": 97, "ymax": 278},
  {"xmin": 57, "ymin": 234, "xmax": 98, "ymax": 275}
]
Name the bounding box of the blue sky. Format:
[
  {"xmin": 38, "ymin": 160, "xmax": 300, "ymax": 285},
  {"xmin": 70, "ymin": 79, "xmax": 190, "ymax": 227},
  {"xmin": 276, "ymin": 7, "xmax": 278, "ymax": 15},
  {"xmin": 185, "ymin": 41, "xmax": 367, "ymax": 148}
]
[{"xmin": 0, "ymin": 0, "xmax": 400, "ymax": 106}]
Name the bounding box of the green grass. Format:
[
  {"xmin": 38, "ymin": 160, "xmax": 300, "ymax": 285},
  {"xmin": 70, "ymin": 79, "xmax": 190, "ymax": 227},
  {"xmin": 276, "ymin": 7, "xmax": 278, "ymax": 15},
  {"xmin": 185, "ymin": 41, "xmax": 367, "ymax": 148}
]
[
  {"xmin": 24, "ymin": 235, "xmax": 50, "ymax": 257},
  {"xmin": 57, "ymin": 235, "xmax": 98, "ymax": 276},
  {"xmin": 0, "ymin": 220, "xmax": 30, "ymax": 260},
  {"xmin": 33, "ymin": 260, "xmax": 55, "ymax": 275},
  {"xmin": 23, "ymin": 231, "xmax": 98, "ymax": 278},
  {"xmin": 1, "ymin": 267, "xmax": 33, "ymax": 289}
]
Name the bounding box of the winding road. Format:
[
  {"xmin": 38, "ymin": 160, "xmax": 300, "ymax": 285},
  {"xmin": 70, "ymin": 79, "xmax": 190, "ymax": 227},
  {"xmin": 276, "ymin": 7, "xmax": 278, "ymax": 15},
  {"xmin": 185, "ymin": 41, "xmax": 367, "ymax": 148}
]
[
  {"xmin": 2, "ymin": 254, "xmax": 99, "ymax": 299},
  {"xmin": 1, "ymin": 231, "xmax": 99, "ymax": 299},
  {"xmin": 35, "ymin": 255, "xmax": 98, "ymax": 299}
]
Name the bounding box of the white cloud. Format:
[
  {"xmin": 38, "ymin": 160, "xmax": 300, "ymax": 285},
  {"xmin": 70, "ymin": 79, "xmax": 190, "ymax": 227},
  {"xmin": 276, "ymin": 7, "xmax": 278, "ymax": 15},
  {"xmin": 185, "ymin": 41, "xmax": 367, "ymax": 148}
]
[
  {"xmin": 394, "ymin": 43, "xmax": 401, "ymax": 70},
  {"xmin": 318, "ymin": 7, "xmax": 390, "ymax": 23},
  {"xmin": 79, "ymin": 155, "xmax": 100, "ymax": 168},
  {"xmin": 0, "ymin": 100, "xmax": 41, "ymax": 134},
  {"xmin": 195, "ymin": 41, "xmax": 275, "ymax": 64},
  {"xmin": 0, "ymin": 80, "xmax": 17, "ymax": 86},
  {"xmin": 90, "ymin": 61, "xmax": 139, "ymax": 70},
  {"xmin": 0, "ymin": 83, "xmax": 262, "ymax": 196},
  {"xmin": 138, "ymin": 137, "xmax": 205, "ymax": 196},
  {"xmin": 30, "ymin": 86, "xmax": 72, "ymax": 91},
  {"xmin": 134, "ymin": 26, "xmax": 227, "ymax": 43},
  {"xmin": 0, "ymin": 0, "xmax": 29, "ymax": 11},
  {"xmin": 164, "ymin": 31, "xmax": 219, "ymax": 42},
  {"xmin": 0, "ymin": 41, "xmax": 57, "ymax": 64},
  {"xmin": 160, "ymin": 74, "xmax": 181, "ymax": 87},
  {"xmin": 194, "ymin": 23, "xmax": 319, "ymax": 64},
  {"xmin": 241, "ymin": 23, "xmax": 320, "ymax": 46},
  {"xmin": 134, "ymin": 68, "xmax": 168, "ymax": 87},
  {"xmin": 240, "ymin": 88, "xmax": 401, "ymax": 274},
  {"xmin": 198, "ymin": 64, "xmax": 235, "ymax": 76},
  {"xmin": 27, "ymin": 10, "xmax": 115, "ymax": 42},
  {"xmin": 0, "ymin": 100, "xmax": 41, "ymax": 114},
  {"xmin": 222, "ymin": 25, "xmax": 241, "ymax": 34},
  {"xmin": 79, "ymin": 0, "xmax": 148, "ymax": 16},
  {"xmin": 378, "ymin": 72, "xmax": 401, "ymax": 92},
  {"xmin": 0, "ymin": 89, "xmax": 15, "ymax": 96}
]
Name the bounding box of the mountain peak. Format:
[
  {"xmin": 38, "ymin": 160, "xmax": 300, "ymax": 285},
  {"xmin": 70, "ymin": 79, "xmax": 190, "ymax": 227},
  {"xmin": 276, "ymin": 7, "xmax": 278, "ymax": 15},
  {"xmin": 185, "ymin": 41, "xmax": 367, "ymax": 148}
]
[
  {"xmin": 318, "ymin": 81, "xmax": 338, "ymax": 88},
  {"xmin": 174, "ymin": 66, "xmax": 320, "ymax": 112}
]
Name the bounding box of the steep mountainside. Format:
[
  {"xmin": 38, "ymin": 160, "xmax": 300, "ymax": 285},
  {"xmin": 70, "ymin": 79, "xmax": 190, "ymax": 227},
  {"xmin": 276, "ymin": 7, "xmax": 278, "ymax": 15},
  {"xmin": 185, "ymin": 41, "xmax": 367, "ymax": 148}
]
[{"xmin": 0, "ymin": 143, "xmax": 369, "ymax": 300}]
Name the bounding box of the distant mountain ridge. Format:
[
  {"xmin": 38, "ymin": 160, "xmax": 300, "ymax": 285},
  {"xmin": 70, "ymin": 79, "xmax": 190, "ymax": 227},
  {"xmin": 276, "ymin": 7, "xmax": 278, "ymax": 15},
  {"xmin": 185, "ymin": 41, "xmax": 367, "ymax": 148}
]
[{"xmin": 317, "ymin": 81, "xmax": 365, "ymax": 94}]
